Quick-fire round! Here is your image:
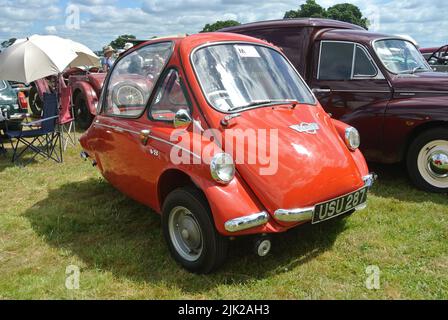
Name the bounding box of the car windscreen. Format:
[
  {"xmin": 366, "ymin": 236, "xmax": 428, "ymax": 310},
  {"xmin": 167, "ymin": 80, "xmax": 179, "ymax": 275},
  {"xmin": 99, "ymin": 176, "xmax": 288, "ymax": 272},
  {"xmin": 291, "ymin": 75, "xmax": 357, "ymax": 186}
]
[
  {"xmin": 374, "ymin": 39, "xmax": 431, "ymax": 74},
  {"xmin": 192, "ymin": 43, "xmax": 315, "ymax": 112}
]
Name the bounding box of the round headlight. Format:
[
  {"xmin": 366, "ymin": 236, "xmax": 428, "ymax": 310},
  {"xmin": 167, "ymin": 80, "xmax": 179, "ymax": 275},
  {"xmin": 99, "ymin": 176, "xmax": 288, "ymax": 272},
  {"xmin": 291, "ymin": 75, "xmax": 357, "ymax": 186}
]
[
  {"xmin": 345, "ymin": 127, "xmax": 360, "ymax": 151},
  {"xmin": 210, "ymin": 153, "xmax": 235, "ymax": 184}
]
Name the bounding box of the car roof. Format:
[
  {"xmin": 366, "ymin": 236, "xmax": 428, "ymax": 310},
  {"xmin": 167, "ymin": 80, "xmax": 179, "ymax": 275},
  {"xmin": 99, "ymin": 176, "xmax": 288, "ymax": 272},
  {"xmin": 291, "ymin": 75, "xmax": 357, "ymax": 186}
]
[
  {"xmin": 219, "ymin": 18, "xmax": 365, "ymax": 32},
  {"xmin": 318, "ymin": 29, "xmax": 408, "ymax": 45},
  {"xmin": 134, "ymin": 32, "xmax": 273, "ymax": 54}
]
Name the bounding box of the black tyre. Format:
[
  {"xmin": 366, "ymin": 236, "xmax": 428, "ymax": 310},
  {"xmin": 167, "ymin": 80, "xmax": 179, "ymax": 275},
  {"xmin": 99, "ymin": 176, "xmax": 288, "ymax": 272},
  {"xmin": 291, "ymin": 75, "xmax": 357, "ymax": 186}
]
[
  {"xmin": 406, "ymin": 127, "xmax": 448, "ymax": 193},
  {"xmin": 162, "ymin": 187, "xmax": 228, "ymax": 274},
  {"xmin": 29, "ymin": 86, "xmax": 43, "ymax": 116},
  {"xmin": 74, "ymin": 94, "xmax": 94, "ymax": 130}
]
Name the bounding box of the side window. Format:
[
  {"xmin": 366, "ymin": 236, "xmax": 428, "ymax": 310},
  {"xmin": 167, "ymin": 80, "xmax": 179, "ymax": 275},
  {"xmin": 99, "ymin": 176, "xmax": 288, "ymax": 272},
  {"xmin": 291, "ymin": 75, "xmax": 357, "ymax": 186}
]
[
  {"xmin": 149, "ymin": 69, "xmax": 190, "ymax": 121},
  {"xmin": 318, "ymin": 41, "xmax": 378, "ymax": 80},
  {"xmin": 353, "ymin": 45, "xmax": 377, "ymax": 77},
  {"xmin": 104, "ymin": 42, "xmax": 172, "ymax": 117},
  {"xmin": 318, "ymin": 42, "xmax": 354, "ymax": 80}
]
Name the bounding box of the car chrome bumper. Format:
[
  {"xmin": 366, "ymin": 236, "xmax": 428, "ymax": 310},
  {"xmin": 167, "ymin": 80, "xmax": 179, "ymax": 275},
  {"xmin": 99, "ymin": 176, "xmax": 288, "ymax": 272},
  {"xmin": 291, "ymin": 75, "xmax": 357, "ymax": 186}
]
[
  {"xmin": 274, "ymin": 173, "xmax": 377, "ymax": 223},
  {"xmin": 224, "ymin": 211, "xmax": 269, "ymax": 232}
]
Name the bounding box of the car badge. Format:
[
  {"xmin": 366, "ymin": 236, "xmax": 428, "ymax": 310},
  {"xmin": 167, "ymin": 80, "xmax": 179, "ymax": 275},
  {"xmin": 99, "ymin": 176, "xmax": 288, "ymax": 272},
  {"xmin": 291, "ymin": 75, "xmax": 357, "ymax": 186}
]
[{"xmin": 290, "ymin": 122, "xmax": 320, "ymax": 134}]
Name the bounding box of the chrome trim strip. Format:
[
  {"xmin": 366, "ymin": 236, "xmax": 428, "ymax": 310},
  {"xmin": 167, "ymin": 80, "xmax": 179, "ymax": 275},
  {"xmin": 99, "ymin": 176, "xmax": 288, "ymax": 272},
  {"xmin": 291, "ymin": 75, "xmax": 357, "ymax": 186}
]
[
  {"xmin": 224, "ymin": 211, "xmax": 269, "ymax": 232},
  {"xmin": 93, "ymin": 122, "xmax": 201, "ymax": 159},
  {"xmin": 274, "ymin": 173, "xmax": 377, "ymax": 223}
]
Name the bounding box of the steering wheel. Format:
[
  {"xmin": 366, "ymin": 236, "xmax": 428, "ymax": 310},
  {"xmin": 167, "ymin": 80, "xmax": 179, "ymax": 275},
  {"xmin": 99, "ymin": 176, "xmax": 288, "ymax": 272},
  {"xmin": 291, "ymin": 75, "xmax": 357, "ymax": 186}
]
[{"xmin": 112, "ymin": 81, "xmax": 146, "ymax": 106}]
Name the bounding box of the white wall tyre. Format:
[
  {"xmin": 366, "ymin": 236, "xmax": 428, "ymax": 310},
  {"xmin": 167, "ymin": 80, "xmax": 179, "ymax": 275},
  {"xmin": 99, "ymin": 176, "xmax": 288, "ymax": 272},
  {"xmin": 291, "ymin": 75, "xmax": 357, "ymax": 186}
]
[
  {"xmin": 407, "ymin": 128, "xmax": 448, "ymax": 193},
  {"xmin": 162, "ymin": 187, "xmax": 228, "ymax": 274}
]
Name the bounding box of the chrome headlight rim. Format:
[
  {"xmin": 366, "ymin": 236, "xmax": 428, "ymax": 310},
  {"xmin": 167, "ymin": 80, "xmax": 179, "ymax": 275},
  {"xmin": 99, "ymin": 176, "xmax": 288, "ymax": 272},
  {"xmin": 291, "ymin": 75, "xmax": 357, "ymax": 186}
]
[
  {"xmin": 345, "ymin": 127, "xmax": 360, "ymax": 151},
  {"xmin": 210, "ymin": 152, "xmax": 235, "ymax": 185}
]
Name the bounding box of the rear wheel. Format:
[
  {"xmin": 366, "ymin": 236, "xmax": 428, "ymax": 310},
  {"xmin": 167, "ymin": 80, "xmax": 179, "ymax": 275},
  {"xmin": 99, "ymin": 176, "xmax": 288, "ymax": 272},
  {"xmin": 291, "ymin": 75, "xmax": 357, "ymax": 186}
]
[
  {"xmin": 407, "ymin": 128, "xmax": 448, "ymax": 193},
  {"xmin": 74, "ymin": 94, "xmax": 94, "ymax": 130},
  {"xmin": 162, "ymin": 187, "xmax": 228, "ymax": 274},
  {"xmin": 29, "ymin": 86, "xmax": 43, "ymax": 116}
]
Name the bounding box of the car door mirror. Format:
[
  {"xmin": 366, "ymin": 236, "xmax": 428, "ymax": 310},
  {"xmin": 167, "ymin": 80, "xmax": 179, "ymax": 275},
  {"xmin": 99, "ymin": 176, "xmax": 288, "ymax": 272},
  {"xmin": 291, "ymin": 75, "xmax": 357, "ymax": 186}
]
[{"xmin": 173, "ymin": 109, "xmax": 192, "ymax": 128}]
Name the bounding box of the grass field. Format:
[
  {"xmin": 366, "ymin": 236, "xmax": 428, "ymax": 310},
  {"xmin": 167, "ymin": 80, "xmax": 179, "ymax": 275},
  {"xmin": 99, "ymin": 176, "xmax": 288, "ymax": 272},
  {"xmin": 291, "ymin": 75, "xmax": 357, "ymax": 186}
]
[{"xmin": 0, "ymin": 141, "xmax": 447, "ymax": 299}]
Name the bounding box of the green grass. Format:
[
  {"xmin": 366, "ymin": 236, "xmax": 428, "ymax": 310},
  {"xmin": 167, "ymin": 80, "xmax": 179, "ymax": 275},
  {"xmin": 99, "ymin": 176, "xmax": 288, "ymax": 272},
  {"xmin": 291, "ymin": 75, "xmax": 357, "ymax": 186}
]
[{"xmin": 0, "ymin": 141, "xmax": 447, "ymax": 299}]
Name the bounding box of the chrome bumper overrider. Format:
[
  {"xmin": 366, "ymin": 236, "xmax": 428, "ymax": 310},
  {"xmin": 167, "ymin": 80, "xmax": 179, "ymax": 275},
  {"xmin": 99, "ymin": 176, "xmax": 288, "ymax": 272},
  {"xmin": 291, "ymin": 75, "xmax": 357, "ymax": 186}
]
[
  {"xmin": 274, "ymin": 173, "xmax": 377, "ymax": 223},
  {"xmin": 224, "ymin": 211, "xmax": 269, "ymax": 232}
]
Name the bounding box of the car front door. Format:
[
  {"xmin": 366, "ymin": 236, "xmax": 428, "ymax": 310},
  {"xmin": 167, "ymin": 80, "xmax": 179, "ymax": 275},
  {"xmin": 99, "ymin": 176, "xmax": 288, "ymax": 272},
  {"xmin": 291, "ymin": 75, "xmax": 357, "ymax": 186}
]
[
  {"xmin": 310, "ymin": 40, "xmax": 392, "ymax": 161},
  {"xmin": 93, "ymin": 41, "xmax": 175, "ymax": 208}
]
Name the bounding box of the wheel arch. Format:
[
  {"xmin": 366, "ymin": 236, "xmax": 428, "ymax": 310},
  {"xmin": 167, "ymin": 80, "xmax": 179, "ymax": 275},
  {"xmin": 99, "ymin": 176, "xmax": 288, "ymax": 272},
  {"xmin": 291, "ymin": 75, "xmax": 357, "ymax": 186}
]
[
  {"xmin": 157, "ymin": 169, "xmax": 205, "ymax": 210},
  {"xmin": 403, "ymin": 120, "xmax": 448, "ymax": 160}
]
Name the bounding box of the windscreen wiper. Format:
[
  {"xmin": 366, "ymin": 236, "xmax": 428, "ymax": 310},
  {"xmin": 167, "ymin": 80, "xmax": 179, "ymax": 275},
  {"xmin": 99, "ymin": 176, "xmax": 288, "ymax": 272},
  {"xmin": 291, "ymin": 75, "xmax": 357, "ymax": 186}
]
[{"xmin": 229, "ymin": 99, "xmax": 300, "ymax": 111}]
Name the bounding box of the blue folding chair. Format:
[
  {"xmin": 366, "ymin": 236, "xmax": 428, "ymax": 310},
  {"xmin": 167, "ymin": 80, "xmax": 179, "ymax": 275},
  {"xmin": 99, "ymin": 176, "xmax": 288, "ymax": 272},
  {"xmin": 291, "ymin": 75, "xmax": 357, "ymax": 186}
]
[{"xmin": 5, "ymin": 93, "xmax": 62, "ymax": 165}]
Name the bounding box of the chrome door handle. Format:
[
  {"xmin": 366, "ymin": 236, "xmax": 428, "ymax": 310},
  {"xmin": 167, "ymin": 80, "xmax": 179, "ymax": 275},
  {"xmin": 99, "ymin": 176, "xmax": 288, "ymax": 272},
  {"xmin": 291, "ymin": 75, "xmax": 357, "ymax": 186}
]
[
  {"xmin": 113, "ymin": 126, "xmax": 124, "ymax": 133},
  {"xmin": 312, "ymin": 88, "xmax": 331, "ymax": 94},
  {"xmin": 140, "ymin": 129, "xmax": 151, "ymax": 146}
]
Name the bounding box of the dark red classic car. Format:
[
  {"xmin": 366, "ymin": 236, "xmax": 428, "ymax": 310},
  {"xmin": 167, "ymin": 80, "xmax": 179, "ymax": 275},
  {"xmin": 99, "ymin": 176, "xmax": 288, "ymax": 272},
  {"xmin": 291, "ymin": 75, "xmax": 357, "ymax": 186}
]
[
  {"xmin": 222, "ymin": 18, "xmax": 448, "ymax": 193},
  {"xmin": 80, "ymin": 33, "xmax": 375, "ymax": 273}
]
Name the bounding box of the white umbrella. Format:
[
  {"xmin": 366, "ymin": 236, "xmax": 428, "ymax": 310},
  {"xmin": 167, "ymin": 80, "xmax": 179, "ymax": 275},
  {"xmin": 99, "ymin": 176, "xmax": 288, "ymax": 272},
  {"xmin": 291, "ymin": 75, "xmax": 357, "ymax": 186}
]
[
  {"xmin": 0, "ymin": 35, "xmax": 83, "ymax": 83},
  {"xmin": 65, "ymin": 39, "xmax": 100, "ymax": 68}
]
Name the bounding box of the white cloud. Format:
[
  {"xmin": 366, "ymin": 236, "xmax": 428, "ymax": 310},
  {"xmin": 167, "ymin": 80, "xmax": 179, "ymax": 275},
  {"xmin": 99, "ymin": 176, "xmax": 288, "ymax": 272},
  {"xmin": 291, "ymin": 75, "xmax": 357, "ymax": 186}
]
[
  {"xmin": 0, "ymin": 0, "xmax": 446, "ymax": 50},
  {"xmin": 45, "ymin": 26, "xmax": 57, "ymax": 34}
]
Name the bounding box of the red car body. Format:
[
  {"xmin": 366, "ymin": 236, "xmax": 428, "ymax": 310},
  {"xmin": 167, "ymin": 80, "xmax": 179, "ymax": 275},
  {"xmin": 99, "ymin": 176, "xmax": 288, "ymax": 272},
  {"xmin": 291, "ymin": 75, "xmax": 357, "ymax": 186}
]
[{"xmin": 80, "ymin": 33, "xmax": 374, "ymax": 273}]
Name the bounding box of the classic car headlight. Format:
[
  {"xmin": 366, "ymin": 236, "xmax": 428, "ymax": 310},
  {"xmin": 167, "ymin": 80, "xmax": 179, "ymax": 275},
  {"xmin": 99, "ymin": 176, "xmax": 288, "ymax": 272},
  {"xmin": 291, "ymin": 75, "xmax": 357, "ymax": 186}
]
[
  {"xmin": 210, "ymin": 153, "xmax": 235, "ymax": 184},
  {"xmin": 345, "ymin": 127, "xmax": 360, "ymax": 151}
]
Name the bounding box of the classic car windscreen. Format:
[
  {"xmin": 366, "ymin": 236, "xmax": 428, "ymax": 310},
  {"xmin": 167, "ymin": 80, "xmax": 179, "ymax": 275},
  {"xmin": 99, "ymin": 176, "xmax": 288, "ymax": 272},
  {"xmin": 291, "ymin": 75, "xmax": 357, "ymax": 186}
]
[
  {"xmin": 192, "ymin": 43, "xmax": 315, "ymax": 112},
  {"xmin": 374, "ymin": 39, "xmax": 431, "ymax": 74}
]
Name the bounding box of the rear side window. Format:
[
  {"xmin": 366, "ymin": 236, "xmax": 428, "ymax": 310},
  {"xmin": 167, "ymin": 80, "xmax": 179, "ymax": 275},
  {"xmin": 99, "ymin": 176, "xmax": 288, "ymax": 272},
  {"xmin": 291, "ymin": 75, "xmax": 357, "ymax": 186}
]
[
  {"xmin": 0, "ymin": 81, "xmax": 7, "ymax": 91},
  {"xmin": 318, "ymin": 41, "xmax": 378, "ymax": 80}
]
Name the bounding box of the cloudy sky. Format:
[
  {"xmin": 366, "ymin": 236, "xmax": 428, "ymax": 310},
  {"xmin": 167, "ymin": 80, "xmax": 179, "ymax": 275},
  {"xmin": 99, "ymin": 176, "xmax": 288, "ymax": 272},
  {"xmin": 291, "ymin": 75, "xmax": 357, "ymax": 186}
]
[{"xmin": 0, "ymin": 0, "xmax": 446, "ymax": 51}]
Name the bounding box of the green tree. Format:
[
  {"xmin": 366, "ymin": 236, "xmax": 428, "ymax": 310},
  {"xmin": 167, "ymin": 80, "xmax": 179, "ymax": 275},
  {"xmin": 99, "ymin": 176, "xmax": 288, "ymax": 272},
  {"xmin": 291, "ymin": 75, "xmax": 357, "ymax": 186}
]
[
  {"xmin": 284, "ymin": 0, "xmax": 369, "ymax": 29},
  {"xmin": 201, "ymin": 20, "xmax": 241, "ymax": 33},
  {"xmin": 109, "ymin": 34, "xmax": 136, "ymax": 49},
  {"xmin": 1, "ymin": 38, "xmax": 17, "ymax": 49},
  {"xmin": 284, "ymin": 0, "xmax": 326, "ymax": 19},
  {"xmin": 326, "ymin": 3, "xmax": 369, "ymax": 29}
]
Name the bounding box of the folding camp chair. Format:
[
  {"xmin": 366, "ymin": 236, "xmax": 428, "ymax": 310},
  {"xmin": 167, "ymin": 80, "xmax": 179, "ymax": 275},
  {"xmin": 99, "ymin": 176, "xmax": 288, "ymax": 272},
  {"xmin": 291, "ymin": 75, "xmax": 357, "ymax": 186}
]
[
  {"xmin": 5, "ymin": 93, "xmax": 62, "ymax": 165},
  {"xmin": 58, "ymin": 76, "xmax": 76, "ymax": 151}
]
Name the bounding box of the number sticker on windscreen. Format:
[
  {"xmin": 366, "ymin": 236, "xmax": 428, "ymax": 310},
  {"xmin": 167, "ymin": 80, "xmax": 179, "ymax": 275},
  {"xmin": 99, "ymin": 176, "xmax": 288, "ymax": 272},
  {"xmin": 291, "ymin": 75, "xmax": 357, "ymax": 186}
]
[{"xmin": 234, "ymin": 45, "xmax": 260, "ymax": 58}]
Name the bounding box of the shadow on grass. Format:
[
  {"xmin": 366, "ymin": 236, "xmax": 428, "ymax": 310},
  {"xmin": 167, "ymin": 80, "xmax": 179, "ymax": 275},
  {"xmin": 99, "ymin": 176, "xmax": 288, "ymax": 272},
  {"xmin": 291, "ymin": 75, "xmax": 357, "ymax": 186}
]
[
  {"xmin": 24, "ymin": 178, "xmax": 348, "ymax": 293},
  {"xmin": 368, "ymin": 162, "xmax": 448, "ymax": 205}
]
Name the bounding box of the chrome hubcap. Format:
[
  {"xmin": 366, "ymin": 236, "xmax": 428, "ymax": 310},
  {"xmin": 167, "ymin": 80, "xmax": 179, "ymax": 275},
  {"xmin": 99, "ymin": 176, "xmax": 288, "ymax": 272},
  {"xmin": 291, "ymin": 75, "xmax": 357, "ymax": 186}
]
[
  {"xmin": 428, "ymin": 151, "xmax": 448, "ymax": 177},
  {"xmin": 168, "ymin": 206, "xmax": 203, "ymax": 262},
  {"xmin": 417, "ymin": 140, "xmax": 448, "ymax": 188}
]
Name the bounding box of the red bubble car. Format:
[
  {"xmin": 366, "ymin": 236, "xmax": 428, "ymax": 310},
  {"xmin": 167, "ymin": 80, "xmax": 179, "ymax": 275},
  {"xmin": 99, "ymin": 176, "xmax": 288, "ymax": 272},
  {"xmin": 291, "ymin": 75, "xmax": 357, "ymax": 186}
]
[{"xmin": 79, "ymin": 33, "xmax": 376, "ymax": 273}]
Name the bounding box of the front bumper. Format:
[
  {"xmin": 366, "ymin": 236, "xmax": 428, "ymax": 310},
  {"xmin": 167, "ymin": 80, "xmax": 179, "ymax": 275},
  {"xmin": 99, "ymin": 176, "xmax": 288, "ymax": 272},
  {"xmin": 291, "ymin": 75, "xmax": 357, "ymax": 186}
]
[
  {"xmin": 223, "ymin": 173, "xmax": 377, "ymax": 232},
  {"xmin": 274, "ymin": 173, "xmax": 377, "ymax": 223}
]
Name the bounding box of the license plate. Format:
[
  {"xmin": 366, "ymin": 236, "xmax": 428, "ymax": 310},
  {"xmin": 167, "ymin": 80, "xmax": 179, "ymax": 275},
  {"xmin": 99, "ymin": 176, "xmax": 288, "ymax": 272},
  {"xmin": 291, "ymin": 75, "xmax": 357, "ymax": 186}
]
[{"xmin": 312, "ymin": 187, "xmax": 368, "ymax": 224}]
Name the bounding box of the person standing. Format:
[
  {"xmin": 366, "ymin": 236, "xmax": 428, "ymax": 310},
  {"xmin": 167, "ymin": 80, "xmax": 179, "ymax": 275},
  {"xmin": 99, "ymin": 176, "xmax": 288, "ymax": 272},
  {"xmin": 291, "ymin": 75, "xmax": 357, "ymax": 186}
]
[{"xmin": 101, "ymin": 45, "xmax": 115, "ymax": 73}]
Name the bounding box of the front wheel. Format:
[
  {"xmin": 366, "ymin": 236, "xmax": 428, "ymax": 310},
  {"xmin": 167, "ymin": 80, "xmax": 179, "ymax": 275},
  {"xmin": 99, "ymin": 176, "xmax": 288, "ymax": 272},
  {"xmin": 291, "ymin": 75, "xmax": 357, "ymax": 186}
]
[
  {"xmin": 407, "ymin": 128, "xmax": 448, "ymax": 193},
  {"xmin": 162, "ymin": 187, "xmax": 228, "ymax": 274}
]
